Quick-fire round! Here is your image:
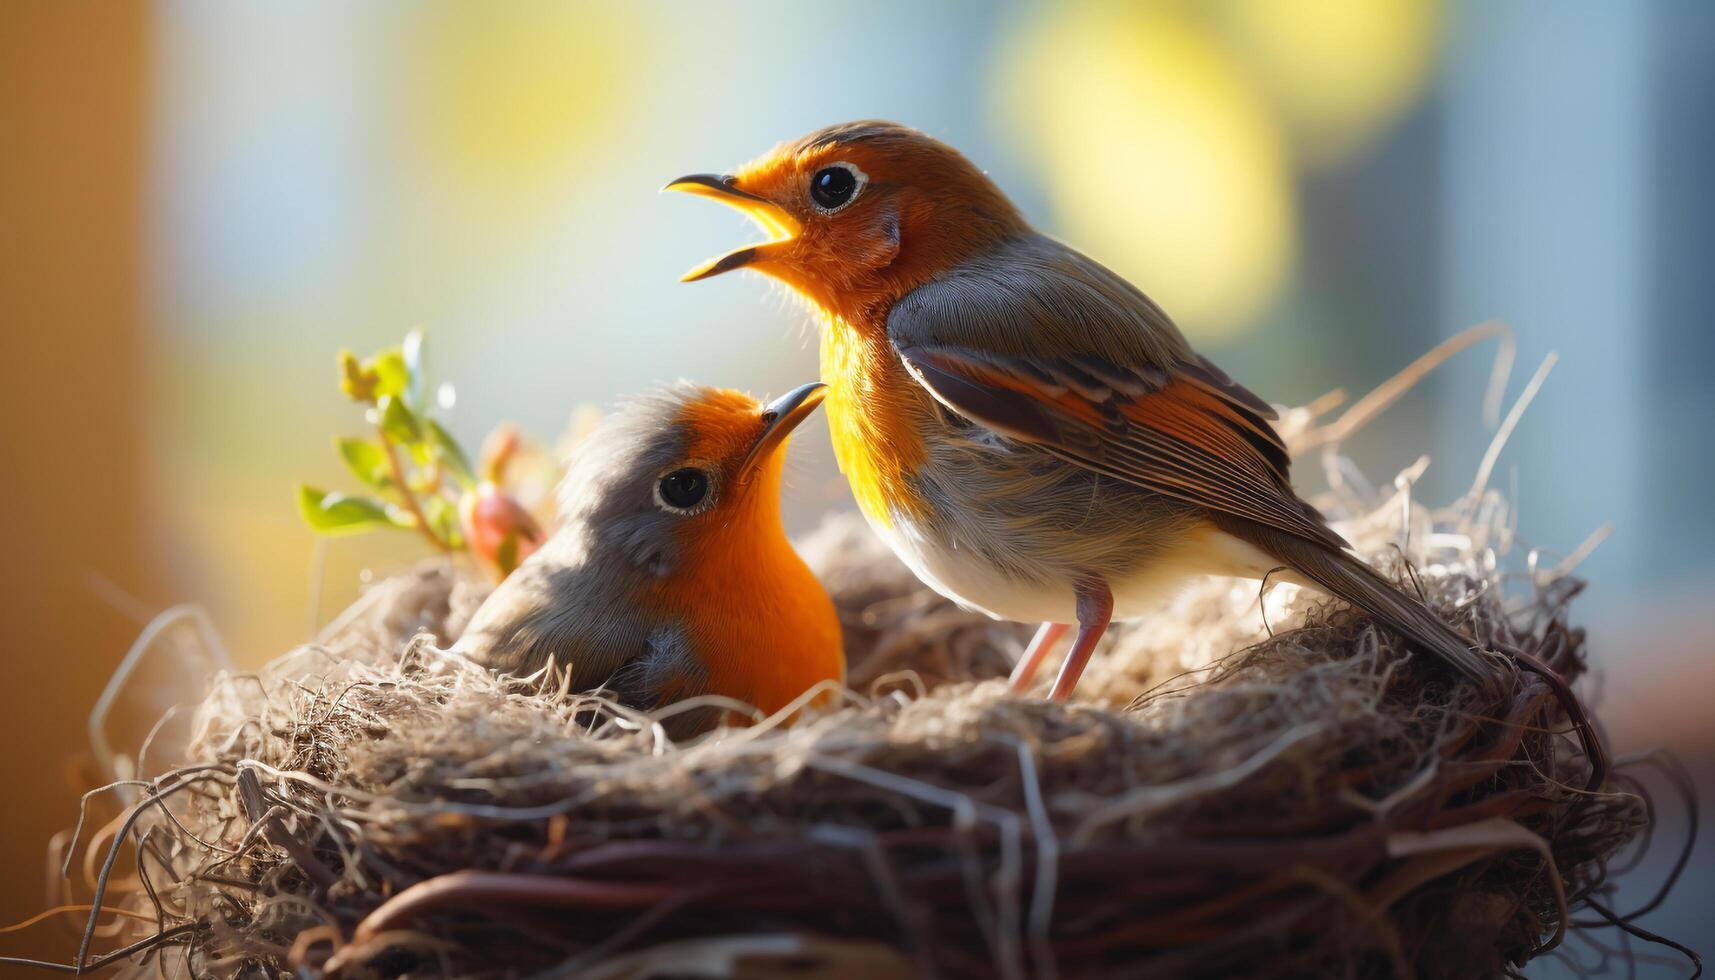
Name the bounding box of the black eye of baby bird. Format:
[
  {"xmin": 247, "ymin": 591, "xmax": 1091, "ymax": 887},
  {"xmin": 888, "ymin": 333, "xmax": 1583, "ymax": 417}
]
[
  {"xmin": 656, "ymin": 467, "xmax": 711, "ymax": 512},
  {"xmin": 810, "ymin": 164, "xmax": 861, "ymax": 212}
]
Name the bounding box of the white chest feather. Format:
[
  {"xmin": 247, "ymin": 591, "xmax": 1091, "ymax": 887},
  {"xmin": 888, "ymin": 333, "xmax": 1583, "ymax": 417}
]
[{"xmin": 869, "ymin": 507, "xmax": 1284, "ymax": 626}]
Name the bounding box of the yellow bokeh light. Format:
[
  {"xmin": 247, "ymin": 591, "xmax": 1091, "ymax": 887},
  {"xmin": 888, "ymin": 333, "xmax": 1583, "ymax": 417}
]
[
  {"xmin": 1222, "ymin": 0, "xmax": 1443, "ymax": 167},
  {"xmin": 993, "ymin": 3, "xmax": 1295, "ymax": 341},
  {"xmin": 373, "ymin": 3, "xmax": 647, "ymax": 321},
  {"xmin": 397, "ymin": 2, "xmax": 634, "ymax": 202}
]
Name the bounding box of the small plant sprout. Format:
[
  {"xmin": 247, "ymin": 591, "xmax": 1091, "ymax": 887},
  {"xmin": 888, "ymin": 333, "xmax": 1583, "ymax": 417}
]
[{"xmin": 296, "ymin": 330, "xmax": 545, "ymax": 580}]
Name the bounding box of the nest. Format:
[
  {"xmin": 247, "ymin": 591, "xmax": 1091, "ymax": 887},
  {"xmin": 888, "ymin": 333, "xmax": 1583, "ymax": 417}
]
[{"xmin": 34, "ymin": 334, "xmax": 1696, "ymax": 979}]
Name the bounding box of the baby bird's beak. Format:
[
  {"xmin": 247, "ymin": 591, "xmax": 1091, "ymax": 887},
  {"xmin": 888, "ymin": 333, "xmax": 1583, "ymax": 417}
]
[
  {"xmin": 739, "ymin": 381, "xmax": 826, "ymax": 482},
  {"xmin": 663, "ymin": 173, "xmax": 801, "ymax": 282}
]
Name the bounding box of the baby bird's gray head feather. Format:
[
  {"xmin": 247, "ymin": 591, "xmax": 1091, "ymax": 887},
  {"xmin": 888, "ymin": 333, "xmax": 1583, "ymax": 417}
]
[{"xmin": 557, "ymin": 382, "xmax": 718, "ymax": 579}]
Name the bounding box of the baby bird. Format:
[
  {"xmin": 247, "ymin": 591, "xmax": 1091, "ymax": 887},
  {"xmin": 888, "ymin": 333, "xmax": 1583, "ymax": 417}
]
[{"xmin": 454, "ymin": 382, "xmax": 843, "ymax": 726}]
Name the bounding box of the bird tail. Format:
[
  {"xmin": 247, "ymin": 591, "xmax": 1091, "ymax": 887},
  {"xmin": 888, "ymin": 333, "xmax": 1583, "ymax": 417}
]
[{"xmin": 1221, "ymin": 518, "xmax": 1498, "ymax": 688}]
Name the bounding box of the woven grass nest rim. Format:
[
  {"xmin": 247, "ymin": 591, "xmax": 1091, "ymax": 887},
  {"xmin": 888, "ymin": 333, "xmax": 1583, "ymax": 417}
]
[{"xmin": 28, "ymin": 325, "xmax": 1700, "ymax": 980}]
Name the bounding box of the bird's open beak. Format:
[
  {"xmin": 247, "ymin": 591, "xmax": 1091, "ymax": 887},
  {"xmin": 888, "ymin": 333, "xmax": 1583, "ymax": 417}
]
[
  {"xmin": 739, "ymin": 381, "xmax": 826, "ymax": 481},
  {"xmin": 663, "ymin": 173, "xmax": 801, "ymax": 282}
]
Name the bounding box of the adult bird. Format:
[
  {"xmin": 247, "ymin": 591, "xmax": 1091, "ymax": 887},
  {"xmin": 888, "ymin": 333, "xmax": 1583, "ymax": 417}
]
[
  {"xmin": 666, "ymin": 121, "xmax": 1493, "ymax": 701},
  {"xmin": 455, "ymin": 382, "xmax": 844, "ymax": 730}
]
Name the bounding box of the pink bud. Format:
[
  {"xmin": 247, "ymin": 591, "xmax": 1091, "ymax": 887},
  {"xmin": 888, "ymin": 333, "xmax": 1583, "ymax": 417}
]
[{"xmin": 460, "ymin": 482, "xmax": 545, "ymax": 578}]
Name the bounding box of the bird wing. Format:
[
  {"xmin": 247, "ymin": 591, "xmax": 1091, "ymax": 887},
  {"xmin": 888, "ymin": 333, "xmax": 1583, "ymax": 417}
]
[
  {"xmin": 456, "ymin": 542, "xmax": 662, "ymax": 692},
  {"xmin": 887, "ymin": 233, "xmax": 1346, "ymax": 553}
]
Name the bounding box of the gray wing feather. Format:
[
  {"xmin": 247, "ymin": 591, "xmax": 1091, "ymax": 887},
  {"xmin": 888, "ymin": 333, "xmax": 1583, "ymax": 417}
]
[
  {"xmin": 888, "ymin": 233, "xmax": 1194, "ymax": 386},
  {"xmin": 886, "ymin": 232, "xmax": 1334, "ymax": 551},
  {"xmin": 455, "ymin": 534, "xmax": 658, "ymax": 691}
]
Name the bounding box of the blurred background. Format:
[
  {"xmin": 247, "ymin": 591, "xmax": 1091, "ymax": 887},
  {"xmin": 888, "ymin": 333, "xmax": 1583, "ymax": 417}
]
[{"xmin": 2, "ymin": 0, "xmax": 1709, "ymax": 971}]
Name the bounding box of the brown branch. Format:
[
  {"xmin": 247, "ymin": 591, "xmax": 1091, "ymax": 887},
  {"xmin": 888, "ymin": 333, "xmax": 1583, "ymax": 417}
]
[
  {"xmin": 348, "ymin": 871, "xmax": 681, "ymax": 946},
  {"xmin": 377, "ymin": 424, "xmax": 451, "ymax": 553}
]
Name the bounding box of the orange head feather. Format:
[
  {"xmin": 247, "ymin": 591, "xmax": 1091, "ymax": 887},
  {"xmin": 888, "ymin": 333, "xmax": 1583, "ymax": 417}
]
[
  {"xmin": 666, "ymin": 123, "xmax": 1033, "ymax": 529},
  {"xmin": 646, "ymin": 384, "xmax": 845, "ymax": 715},
  {"xmin": 667, "ymin": 121, "xmax": 1026, "ymax": 323}
]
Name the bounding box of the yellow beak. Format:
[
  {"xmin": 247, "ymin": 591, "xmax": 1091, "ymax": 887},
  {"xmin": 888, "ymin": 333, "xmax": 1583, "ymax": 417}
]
[{"xmin": 663, "ymin": 173, "xmax": 801, "ymax": 282}]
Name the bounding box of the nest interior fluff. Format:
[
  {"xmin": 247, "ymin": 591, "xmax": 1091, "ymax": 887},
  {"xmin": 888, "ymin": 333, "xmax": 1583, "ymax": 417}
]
[{"xmin": 56, "ymin": 350, "xmax": 1674, "ymax": 980}]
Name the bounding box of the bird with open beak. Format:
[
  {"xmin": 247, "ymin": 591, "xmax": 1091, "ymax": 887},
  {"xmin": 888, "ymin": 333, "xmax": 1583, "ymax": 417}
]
[
  {"xmin": 667, "ymin": 121, "xmax": 1495, "ymax": 701},
  {"xmin": 454, "ymin": 382, "xmax": 843, "ymax": 730}
]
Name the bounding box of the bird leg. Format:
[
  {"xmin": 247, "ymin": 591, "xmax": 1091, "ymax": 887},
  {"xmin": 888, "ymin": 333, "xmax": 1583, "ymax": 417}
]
[
  {"xmin": 1048, "ymin": 579, "xmax": 1114, "ymax": 702},
  {"xmin": 1009, "ymin": 622, "xmax": 1068, "ymax": 693}
]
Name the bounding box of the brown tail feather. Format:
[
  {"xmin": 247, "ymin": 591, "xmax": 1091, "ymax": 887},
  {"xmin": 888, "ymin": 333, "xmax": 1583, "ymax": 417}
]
[{"xmin": 1216, "ymin": 517, "xmax": 1497, "ymax": 688}]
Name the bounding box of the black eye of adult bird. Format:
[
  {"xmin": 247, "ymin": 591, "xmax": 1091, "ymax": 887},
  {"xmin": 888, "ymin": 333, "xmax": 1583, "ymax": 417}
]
[
  {"xmin": 810, "ymin": 164, "xmax": 861, "ymax": 211},
  {"xmin": 656, "ymin": 467, "xmax": 711, "ymax": 512}
]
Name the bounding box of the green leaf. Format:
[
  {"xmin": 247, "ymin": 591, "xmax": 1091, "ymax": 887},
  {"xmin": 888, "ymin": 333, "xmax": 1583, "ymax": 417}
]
[
  {"xmin": 371, "ymin": 347, "xmax": 409, "ymax": 401},
  {"xmin": 296, "ymin": 485, "xmax": 394, "ymax": 535},
  {"xmin": 378, "ymin": 394, "xmax": 421, "ymax": 444},
  {"xmin": 402, "ymin": 329, "xmax": 426, "ymax": 410},
  {"xmin": 424, "ymin": 419, "xmax": 477, "ymax": 489},
  {"xmin": 335, "ymin": 437, "xmax": 393, "ymax": 490},
  {"xmin": 425, "ymin": 495, "xmax": 464, "ymax": 550}
]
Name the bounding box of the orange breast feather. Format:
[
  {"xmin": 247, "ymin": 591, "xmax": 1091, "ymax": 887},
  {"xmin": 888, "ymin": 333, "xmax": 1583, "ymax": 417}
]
[
  {"xmin": 820, "ymin": 318, "xmax": 931, "ymax": 527},
  {"xmin": 649, "ymin": 453, "xmax": 845, "ymax": 718}
]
